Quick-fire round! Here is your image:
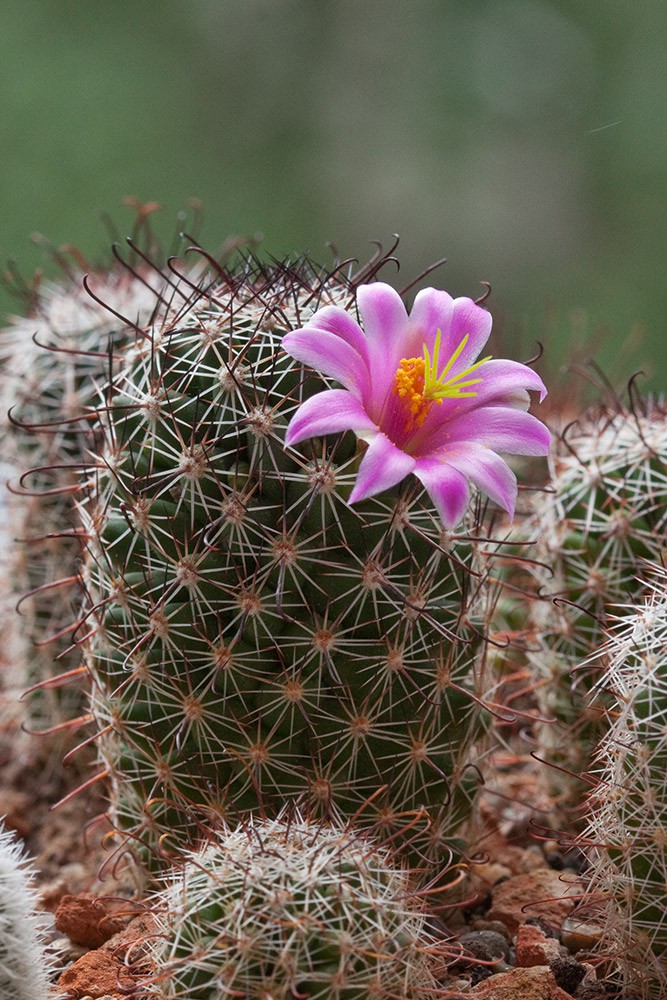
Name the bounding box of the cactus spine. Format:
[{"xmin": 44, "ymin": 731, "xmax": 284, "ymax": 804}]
[
  {"xmin": 0, "ymin": 820, "xmax": 61, "ymax": 999},
  {"xmin": 577, "ymin": 565, "xmax": 667, "ymax": 998},
  {"xmin": 146, "ymin": 813, "xmax": 441, "ymax": 1000},
  {"xmin": 76, "ymin": 254, "xmax": 497, "ymax": 869}
]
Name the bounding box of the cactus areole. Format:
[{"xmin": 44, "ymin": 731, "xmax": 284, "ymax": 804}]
[{"xmin": 75, "ymin": 252, "xmax": 549, "ymax": 868}]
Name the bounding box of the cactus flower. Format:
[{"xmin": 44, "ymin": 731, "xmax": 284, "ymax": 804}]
[{"xmin": 283, "ymin": 281, "xmax": 550, "ymax": 525}]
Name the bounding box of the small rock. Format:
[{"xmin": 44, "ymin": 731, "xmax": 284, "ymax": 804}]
[
  {"xmin": 458, "ymin": 930, "xmax": 511, "ymax": 964},
  {"xmin": 560, "ymin": 915, "xmax": 605, "ymax": 952},
  {"xmin": 578, "ymin": 962, "xmax": 598, "ymax": 987},
  {"xmin": 471, "ymin": 919, "xmax": 513, "ymax": 941},
  {"xmin": 550, "ymin": 954, "xmax": 586, "ymax": 994},
  {"xmin": 56, "ymin": 950, "xmax": 135, "ymax": 999},
  {"xmin": 544, "ymin": 846, "xmax": 587, "ymax": 873},
  {"xmin": 470, "ymin": 860, "xmax": 513, "ymax": 887},
  {"xmin": 515, "ymin": 924, "xmax": 562, "ymax": 967},
  {"xmin": 468, "ymin": 965, "xmax": 574, "ymax": 999},
  {"xmin": 55, "ymin": 893, "xmax": 128, "ymax": 949},
  {"xmin": 486, "ymin": 868, "xmax": 580, "ymax": 934},
  {"xmin": 100, "ymin": 911, "xmax": 155, "ymax": 955},
  {"xmin": 575, "ymin": 987, "xmax": 608, "ymax": 1000},
  {"xmin": 56, "ymin": 916, "xmax": 153, "ymax": 999}
]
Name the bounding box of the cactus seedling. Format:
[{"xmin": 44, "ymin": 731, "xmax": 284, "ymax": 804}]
[{"xmin": 146, "ymin": 812, "xmax": 442, "ymax": 1000}]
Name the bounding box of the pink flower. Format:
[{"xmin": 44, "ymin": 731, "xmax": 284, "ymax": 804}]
[{"xmin": 282, "ymin": 282, "xmax": 550, "ymax": 527}]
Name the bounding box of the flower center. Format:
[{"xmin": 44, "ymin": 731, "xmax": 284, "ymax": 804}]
[{"xmin": 393, "ymin": 330, "xmax": 491, "ymax": 430}]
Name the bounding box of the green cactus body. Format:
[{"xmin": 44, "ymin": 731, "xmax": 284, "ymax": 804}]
[
  {"xmin": 79, "ymin": 259, "xmax": 494, "ymax": 867},
  {"xmin": 578, "ymin": 566, "xmax": 667, "ymax": 999},
  {"xmin": 525, "ymin": 403, "xmax": 667, "ymax": 772},
  {"xmin": 0, "ymin": 264, "xmax": 163, "ymax": 718},
  {"xmin": 146, "ymin": 813, "xmax": 440, "ymax": 1000}
]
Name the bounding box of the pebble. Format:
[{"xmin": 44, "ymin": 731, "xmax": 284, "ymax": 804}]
[
  {"xmin": 560, "ymin": 915, "xmax": 605, "ymax": 952},
  {"xmin": 467, "ymin": 964, "xmax": 574, "ymax": 999},
  {"xmin": 486, "ymin": 868, "xmax": 579, "ymax": 934},
  {"xmin": 550, "ymin": 954, "xmax": 587, "ymax": 994},
  {"xmin": 515, "ymin": 923, "xmax": 562, "ymax": 967},
  {"xmin": 55, "ymin": 893, "xmax": 128, "ymax": 949},
  {"xmin": 471, "ymin": 918, "xmax": 513, "ymax": 941},
  {"xmin": 458, "ymin": 929, "xmax": 511, "ymax": 965},
  {"xmin": 57, "ymin": 950, "xmax": 134, "ymax": 999}
]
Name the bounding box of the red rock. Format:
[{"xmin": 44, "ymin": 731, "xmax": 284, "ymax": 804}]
[
  {"xmin": 56, "ymin": 950, "xmax": 134, "ymax": 999},
  {"xmin": 486, "ymin": 868, "xmax": 579, "ymax": 934},
  {"xmin": 515, "ymin": 923, "xmax": 562, "ymax": 967},
  {"xmin": 55, "ymin": 893, "xmax": 128, "ymax": 948},
  {"xmin": 56, "ymin": 916, "xmax": 154, "ymax": 999},
  {"xmin": 469, "ymin": 965, "xmax": 574, "ymax": 999}
]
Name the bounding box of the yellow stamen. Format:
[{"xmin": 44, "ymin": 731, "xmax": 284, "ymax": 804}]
[
  {"xmin": 392, "ymin": 330, "xmax": 491, "ymax": 431},
  {"xmin": 424, "ymin": 330, "xmax": 492, "ymax": 401}
]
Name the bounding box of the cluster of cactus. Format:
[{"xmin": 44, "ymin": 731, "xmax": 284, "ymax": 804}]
[
  {"xmin": 0, "ymin": 820, "xmax": 60, "ymax": 1000},
  {"xmin": 145, "ymin": 812, "xmax": 442, "ymax": 1000},
  {"xmin": 576, "ymin": 564, "xmax": 667, "ymax": 999},
  {"xmin": 73, "ymin": 253, "xmax": 501, "ymax": 867},
  {"xmin": 9, "ymin": 228, "xmax": 667, "ymax": 999},
  {"xmin": 521, "ymin": 399, "xmax": 667, "ymax": 776},
  {"xmin": 1, "ymin": 238, "xmax": 540, "ymax": 999}
]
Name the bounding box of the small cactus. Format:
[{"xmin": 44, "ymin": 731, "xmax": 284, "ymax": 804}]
[
  {"xmin": 0, "ymin": 256, "xmax": 165, "ymax": 719},
  {"xmin": 524, "ymin": 399, "xmax": 667, "ymax": 775},
  {"xmin": 0, "ymin": 820, "xmax": 61, "ymax": 999},
  {"xmin": 577, "ymin": 565, "xmax": 667, "ymax": 998},
  {"xmin": 146, "ymin": 813, "xmax": 442, "ymax": 1000}
]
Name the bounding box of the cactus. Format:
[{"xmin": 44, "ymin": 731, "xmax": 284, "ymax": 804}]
[
  {"xmin": 77, "ymin": 256, "xmax": 492, "ymax": 865},
  {"xmin": 67, "ymin": 249, "xmax": 551, "ymax": 871},
  {"xmin": 524, "ymin": 399, "xmax": 667, "ymax": 776},
  {"xmin": 0, "ymin": 252, "xmax": 168, "ymax": 721},
  {"xmin": 576, "ymin": 565, "xmax": 667, "ymax": 999},
  {"xmin": 0, "ymin": 820, "xmax": 61, "ymax": 999},
  {"xmin": 146, "ymin": 812, "xmax": 441, "ymax": 1000}
]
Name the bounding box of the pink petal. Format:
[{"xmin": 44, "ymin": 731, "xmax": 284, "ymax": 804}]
[
  {"xmin": 356, "ymin": 282, "xmax": 411, "ymax": 400},
  {"xmin": 408, "ymin": 287, "xmax": 455, "ymax": 355},
  {"xmin": 413, "ymin": 457, "xmax": 470, "ymax": 527},
  {"xmin": 349, "ymin": 433, "xmax": 416, "ymax": 504},
  {"xmin": 308, "ymin": 306, "xmax": 371, "ymax": 368},
  {"xmin": 462, "ymin": 359, "xmax": 547, "ymax": 404},
  {"xmin": 442, "ymin": 444, "xmax": 518, "ymax": 518},
  {"xmin": 441, "ymin": 297, "xmax": 493, "ymax": 371},
  {"xmin": 282, "ymin": 327, "xmax": 370, "ymax": 399},
  {"xmin": 424, "ymin": 406, "xmax": 551, "ymax": 457},
  {"xmin": 412, "ymin": 360, "xmax": 548, "ymax": 445},
  {"xmin": 285, "ymin": 389, "xmax": 376, "ymax": 447}
]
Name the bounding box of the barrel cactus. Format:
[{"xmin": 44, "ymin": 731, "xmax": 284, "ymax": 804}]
[
  {"xmin": 0, "ymin": 820, "xmax": 61, "ymax": 999},
  {"xmin": 145, "ymin": 813, "xmax": 442, "ymax": 1000},
  {"xmin": 66, "ymin": 250, "xmax": 550, "ymax": 870},
  {"xmin": 577, "ymin": 564, "xmax": 667, "ymax": 998}
]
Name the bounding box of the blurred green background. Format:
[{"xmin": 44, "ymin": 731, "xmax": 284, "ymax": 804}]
[{"xmin": 1, "ymin": 0, "xmax": 665, "ymax": 387}]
